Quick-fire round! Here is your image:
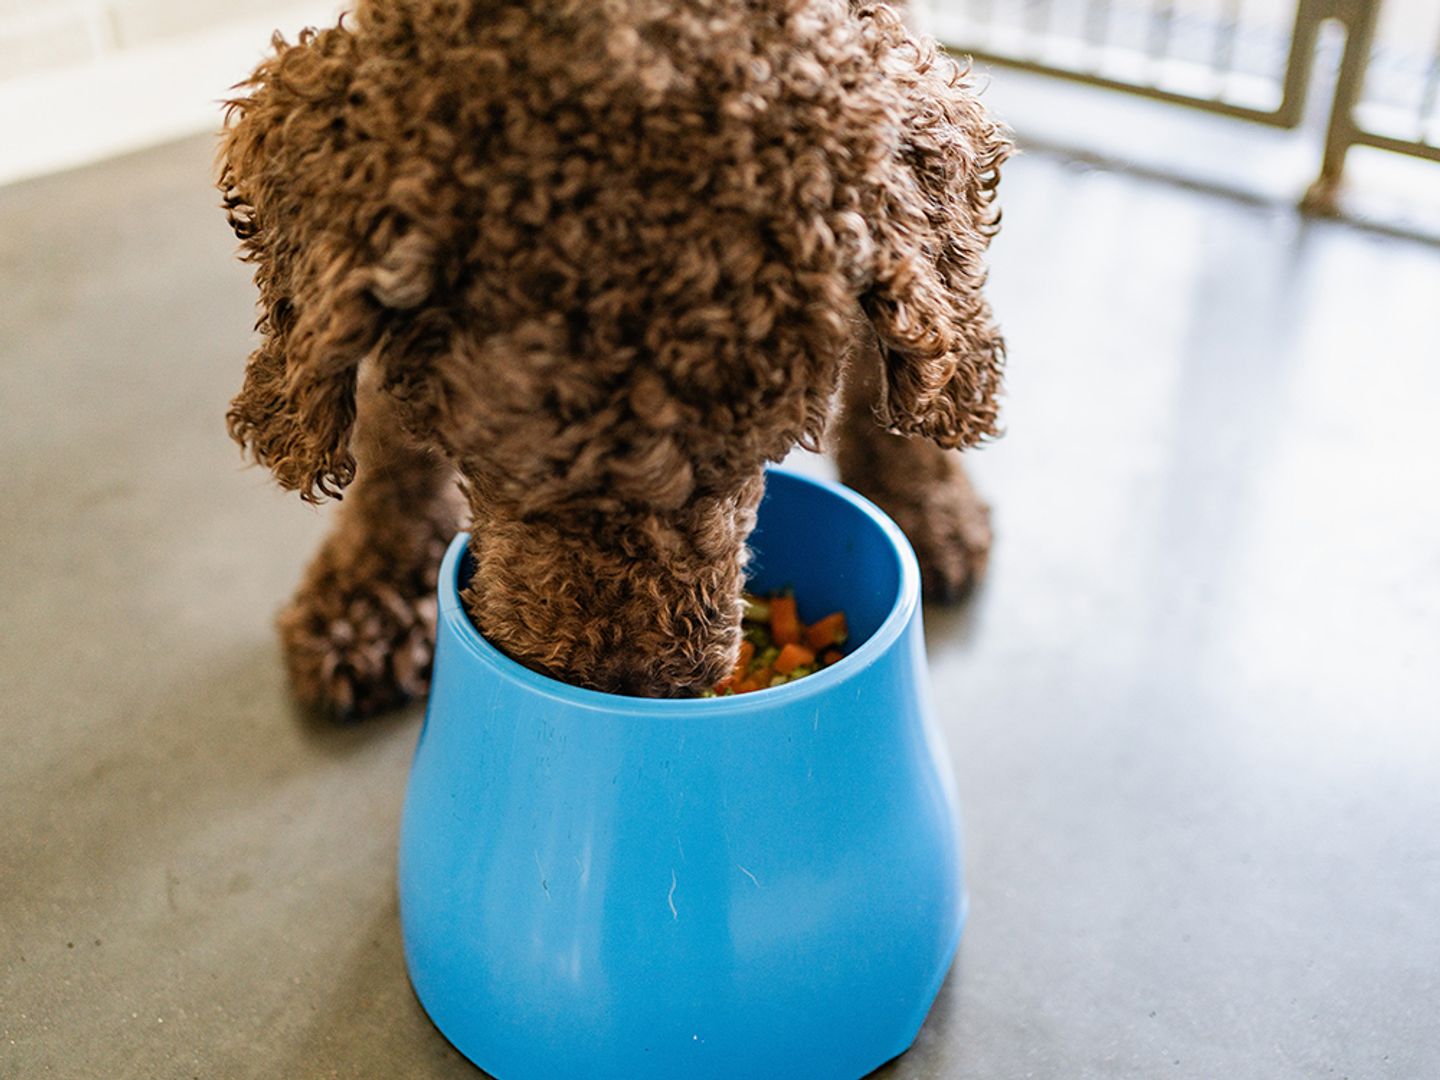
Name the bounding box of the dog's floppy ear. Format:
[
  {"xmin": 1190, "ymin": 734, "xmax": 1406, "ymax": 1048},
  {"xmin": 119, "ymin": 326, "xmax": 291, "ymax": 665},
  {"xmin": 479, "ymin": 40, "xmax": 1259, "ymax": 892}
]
[
  {"xmin": 219, "ymin": 25, "xmax": 387, "ymax": 502},
  {"xmin": 855, "ymin": 8, "xmax": 1012, "ymax": 450}
]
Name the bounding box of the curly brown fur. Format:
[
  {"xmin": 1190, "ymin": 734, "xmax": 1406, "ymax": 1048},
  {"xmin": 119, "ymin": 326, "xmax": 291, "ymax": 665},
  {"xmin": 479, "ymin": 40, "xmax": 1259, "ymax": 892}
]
[
  {"xmin": 837, "ymin": 333, "xmax": 991, "ymax": 601},
  {"xmin": 278, "ymin": 368, "xmax": 464, "ymax": 716},
  {"xmin": 220, "ymin": 0, "xmax": 1010, "ymax": 709}
]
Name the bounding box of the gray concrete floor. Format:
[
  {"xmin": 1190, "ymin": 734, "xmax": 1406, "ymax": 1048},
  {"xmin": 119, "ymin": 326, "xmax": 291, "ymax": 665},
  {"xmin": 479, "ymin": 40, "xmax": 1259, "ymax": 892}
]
[{"xmin": 2, "ymin": 134, "xmax": 1438, "ymax": 1079}]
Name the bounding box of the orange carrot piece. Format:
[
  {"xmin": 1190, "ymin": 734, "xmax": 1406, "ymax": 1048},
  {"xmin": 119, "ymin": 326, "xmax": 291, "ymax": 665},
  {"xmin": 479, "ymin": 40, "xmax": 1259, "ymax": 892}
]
[
  {"xmin": 770, "ymin": 594, "xmax": 801, "ymax": 647},
  {"xmin": 821, "ymin": 649, "xmax": 843, "ymax": 667},
  {"xmin": 773, "ymin": 643, "xmax": 815, "ymax": 675},
  {"xmin": 805, "ymin": 612, "xmax": 848, "ymax": 651},
  {"xmin": 736, "ymin": 670, "xmax": 770, "ymax": 693},
  {"xmin": 734, "ymin": 640, "xmax": 755, "ymax": 676},
  {"xmin": 714, "ymin": 641, "xmax": 756, "ymax": 694}
]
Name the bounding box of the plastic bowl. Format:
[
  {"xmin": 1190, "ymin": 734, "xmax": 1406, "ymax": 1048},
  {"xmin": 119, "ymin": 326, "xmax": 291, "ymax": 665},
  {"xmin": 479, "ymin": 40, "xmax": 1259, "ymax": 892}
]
[{"xmin": 398, "ymin": 468, "xmax": 964, "ymax": 1079}]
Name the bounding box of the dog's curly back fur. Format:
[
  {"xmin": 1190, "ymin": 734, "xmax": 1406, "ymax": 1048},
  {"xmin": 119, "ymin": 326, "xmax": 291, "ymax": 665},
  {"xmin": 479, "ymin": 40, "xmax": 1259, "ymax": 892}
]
[{"xmin": 220, "ymin": 0, "xmax": 1009, "ymax": 695}]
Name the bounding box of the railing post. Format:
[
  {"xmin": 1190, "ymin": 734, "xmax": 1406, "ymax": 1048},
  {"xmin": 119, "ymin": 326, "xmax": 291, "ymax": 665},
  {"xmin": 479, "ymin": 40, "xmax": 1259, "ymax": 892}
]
[
  {"xmin": 1275, "ymin": 0, "xmax": 1330, "ymax": 128},
  {"xmin": 1302, "ymin": 0, "xmax": 1383, "ymax": 214}
]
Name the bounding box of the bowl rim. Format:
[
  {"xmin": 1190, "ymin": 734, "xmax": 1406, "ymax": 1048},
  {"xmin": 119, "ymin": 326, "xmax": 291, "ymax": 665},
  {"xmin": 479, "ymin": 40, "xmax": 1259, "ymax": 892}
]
[{"xmin": 434, "ymin": 467, "xmax": 921, "ymax": 716}]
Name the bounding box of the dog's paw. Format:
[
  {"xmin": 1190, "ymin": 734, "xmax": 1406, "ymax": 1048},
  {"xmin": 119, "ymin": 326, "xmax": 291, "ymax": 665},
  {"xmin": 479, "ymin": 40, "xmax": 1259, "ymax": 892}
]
[
  {"xmin": 850, "ymin": 466, "xmax": 992, "ymax": 604},
  {"xmin": 276, "ymin": 527, "xmax": 451, "ymax": 720},
  {"xmin": 896, "ymin": 483, "xmax": 991, "ymax": 603}
]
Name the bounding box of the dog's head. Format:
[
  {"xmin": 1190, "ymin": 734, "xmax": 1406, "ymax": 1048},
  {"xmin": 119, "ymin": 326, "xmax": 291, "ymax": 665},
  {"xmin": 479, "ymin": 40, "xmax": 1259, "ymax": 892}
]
[{"xmin": 220, "ymin": 0, "xmax": 1008, "ymax": 694}]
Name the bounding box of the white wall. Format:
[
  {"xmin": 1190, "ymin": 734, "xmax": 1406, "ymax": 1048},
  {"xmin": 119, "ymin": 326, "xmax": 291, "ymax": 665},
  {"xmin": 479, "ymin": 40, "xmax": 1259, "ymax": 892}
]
[{"xmin": 0, "ymin": 0, "xmax": 342, "ymax": 186}]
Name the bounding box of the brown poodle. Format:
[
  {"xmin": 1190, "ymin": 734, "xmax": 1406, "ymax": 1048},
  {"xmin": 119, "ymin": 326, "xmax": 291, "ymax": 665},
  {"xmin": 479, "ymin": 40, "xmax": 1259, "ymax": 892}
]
[{"xmin": 219, "ymin": 0, "xmax": 1009, "ymax": 716}]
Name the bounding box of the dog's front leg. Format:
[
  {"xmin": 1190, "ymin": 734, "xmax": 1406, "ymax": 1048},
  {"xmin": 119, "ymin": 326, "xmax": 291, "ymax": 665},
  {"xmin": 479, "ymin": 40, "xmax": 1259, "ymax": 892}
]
[
  {"xmin": 836, "ymin": 338, "xmax": 992, "ymax": 602},
  {"xmin": 276, "ymin": 367, "xmax": 464, "ymax": 718}
]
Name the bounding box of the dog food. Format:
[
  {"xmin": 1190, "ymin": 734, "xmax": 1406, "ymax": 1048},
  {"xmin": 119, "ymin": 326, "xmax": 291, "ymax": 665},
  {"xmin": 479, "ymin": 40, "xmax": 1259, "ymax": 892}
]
[{"xmin": 703, "ymin": 590, "xmax": 848, "ymax": 695}]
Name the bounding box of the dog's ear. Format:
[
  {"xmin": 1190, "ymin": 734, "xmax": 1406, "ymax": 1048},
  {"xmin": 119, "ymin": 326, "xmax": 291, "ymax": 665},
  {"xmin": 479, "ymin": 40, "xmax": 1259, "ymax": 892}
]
[
  {"xmin": 854, "ymin": 9, "xmax": 1012, "ymax": 450},
  {"xmin": 219, "ymin": 25, "xmax": 392, "ymax": 502}
]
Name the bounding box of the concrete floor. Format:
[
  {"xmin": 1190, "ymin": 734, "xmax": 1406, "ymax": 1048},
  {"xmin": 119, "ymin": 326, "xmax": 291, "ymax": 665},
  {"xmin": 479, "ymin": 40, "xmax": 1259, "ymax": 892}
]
[{"xmin": 2, "ymin": 134, "xmax": 1438, "ymax": 1079}]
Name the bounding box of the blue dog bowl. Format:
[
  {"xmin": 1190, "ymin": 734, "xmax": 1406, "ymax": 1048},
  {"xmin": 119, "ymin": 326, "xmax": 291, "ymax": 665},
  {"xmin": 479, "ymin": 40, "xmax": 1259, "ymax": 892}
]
[{"xmin": 398, "ymin": 468, "xmax": 964, "ymax": 1079}]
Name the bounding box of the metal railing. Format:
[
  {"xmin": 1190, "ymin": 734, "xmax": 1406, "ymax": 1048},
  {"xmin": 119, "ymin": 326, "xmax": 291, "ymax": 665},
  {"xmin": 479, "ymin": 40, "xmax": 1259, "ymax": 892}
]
[
  {"xmin": 1328, "ymin": 0, "xmax": 1440, "ymax": 197},
  {"xmin": 932, "ymin": 0, "xmax": 1440, "ymax": 209}
]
